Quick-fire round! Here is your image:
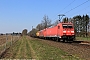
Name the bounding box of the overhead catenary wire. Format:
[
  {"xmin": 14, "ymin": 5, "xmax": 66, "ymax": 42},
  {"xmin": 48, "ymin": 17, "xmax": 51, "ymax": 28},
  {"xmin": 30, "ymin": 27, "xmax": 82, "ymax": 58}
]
[
  {"xmin": 52, "ymin": 0, "xmax": 76, "ymax": 22},
  {"xmin": 72, "ymin": 6, "xmax": 90, "ymax": 15},
  {"xmin": 64, "ymin": 0, "xmax": 90, "ymax": 14},
  {"xmin": 59, "ymin": 0, "xmax": 76, "ymax": 13},
  {"xmin": 51, "ymin": 0, "xmax": 90, "ymax": 23}
]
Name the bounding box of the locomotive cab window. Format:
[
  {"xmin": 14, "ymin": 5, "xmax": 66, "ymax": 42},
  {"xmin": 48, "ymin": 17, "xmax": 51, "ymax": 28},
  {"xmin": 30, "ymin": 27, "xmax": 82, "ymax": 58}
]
[
  {"xmin": 58, "ymin": 26, "xmax": 60, "ymax": 29},
  {"xmin": 68, "ymin": 25, "xmax": 73, "ymax": 28},
  {"xmin": 63, "ymin": 24, "xmax": 73, "ymax": 28}
]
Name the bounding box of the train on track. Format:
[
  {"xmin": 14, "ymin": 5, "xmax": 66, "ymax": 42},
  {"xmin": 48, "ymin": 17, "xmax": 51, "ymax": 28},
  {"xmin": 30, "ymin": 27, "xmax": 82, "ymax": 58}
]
[{"xmin": 35, "ymin": 22, "xmax": 75, "ymax": 42}]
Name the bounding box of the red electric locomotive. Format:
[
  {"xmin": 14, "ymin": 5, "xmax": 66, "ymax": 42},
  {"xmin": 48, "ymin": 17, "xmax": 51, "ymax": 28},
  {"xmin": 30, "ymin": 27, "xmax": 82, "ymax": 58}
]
[{"xmin": 37, "ymin": 22, "xmax": 75, "ymax": 42}]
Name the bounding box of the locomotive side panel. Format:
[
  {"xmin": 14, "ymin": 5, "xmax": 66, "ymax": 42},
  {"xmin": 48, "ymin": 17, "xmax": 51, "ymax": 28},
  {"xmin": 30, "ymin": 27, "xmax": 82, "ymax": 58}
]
[{"xmin": 46, "ymin": 26, "xmax": 57, "ymax": 37}]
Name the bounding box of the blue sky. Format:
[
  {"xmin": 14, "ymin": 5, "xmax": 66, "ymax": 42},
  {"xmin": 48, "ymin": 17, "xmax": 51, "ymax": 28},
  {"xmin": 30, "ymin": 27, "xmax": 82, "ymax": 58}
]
[{"xmin": 0, "ymin": 0, "xmax": 90, "ymax": 33}]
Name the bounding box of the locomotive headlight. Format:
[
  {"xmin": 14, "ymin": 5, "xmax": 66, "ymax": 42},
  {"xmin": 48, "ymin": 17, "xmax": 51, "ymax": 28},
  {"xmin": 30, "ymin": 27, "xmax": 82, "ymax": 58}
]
[
  {"xmin": 71, "ymin": 31, "xmax": 74, "ymax": 33},
  {"xmin": 63, "ymin": 31, "xmax": 66, "ymax": 33}
]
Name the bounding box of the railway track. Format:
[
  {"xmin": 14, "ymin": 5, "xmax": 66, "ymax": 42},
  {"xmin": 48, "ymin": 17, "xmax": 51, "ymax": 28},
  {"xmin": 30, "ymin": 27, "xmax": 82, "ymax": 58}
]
[
  {"xmin": 79, "ymin": 41, "xmax": 90, "ymax": 45},
  {"xmin": 68, "ymin": 41, "xmax": 90, "ymax": 50},
  {"xmin": 69, "ymin": 40, "xmax": 90, "ymax": 46}
]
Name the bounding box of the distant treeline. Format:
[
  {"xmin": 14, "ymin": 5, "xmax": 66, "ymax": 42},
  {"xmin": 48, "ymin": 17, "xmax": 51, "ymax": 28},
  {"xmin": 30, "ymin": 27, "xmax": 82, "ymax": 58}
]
[{"xmin": 0, "ymin": 32, "xmax": 21, "ymax": 36}]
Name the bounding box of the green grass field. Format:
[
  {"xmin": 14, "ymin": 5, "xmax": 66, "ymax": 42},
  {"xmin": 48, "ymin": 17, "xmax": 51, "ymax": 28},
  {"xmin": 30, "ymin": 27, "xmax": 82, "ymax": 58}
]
[
  {"xmin": 1, "ymin": 36, "xmax": 81, "ymax": 60},
  {"xmin": 76, "ymin": 37, "xmax": 90, "ymax": 41},
  {"xmin": 29, "ymin": 39, "xmax": 80, "ymax": 60}
]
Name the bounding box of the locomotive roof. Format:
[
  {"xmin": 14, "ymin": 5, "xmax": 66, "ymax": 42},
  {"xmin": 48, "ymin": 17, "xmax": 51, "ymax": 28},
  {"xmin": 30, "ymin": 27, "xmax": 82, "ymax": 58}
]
[
  {"xmin": 47, "ymin": 22, "xmax": 73, "ymax": 28},
  {"xmin": 60, "ymin": 22, "xmax": 72, "ymax": 24},
  {"xmin": 39, "ymin": 22, "xmax": 73, "ymax": 32}
]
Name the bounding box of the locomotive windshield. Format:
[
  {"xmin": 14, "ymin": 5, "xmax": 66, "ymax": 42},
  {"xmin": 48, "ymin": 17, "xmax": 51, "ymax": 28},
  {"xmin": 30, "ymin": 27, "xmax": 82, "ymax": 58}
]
[{"xmin": 62, "ymin": 24, "xmax": 73, "ymax": 28}]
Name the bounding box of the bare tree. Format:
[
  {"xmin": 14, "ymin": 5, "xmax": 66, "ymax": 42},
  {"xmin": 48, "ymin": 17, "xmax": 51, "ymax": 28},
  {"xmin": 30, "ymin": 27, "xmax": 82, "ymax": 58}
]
[{"xmin": 41, "ymin": 15, "xmax": 52, "ymax": 29}]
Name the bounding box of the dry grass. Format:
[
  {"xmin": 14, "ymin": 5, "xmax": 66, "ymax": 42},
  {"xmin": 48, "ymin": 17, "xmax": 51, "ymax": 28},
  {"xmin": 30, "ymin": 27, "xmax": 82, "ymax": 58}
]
[{"xmin": 0, "ymin": 35, "xmax": 19, "ymax": 56}]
